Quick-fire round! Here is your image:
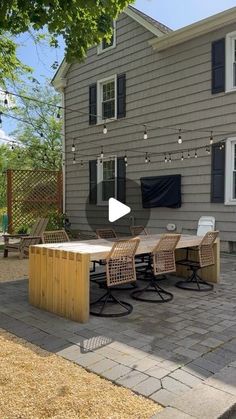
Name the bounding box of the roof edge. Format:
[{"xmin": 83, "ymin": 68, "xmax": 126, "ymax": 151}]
[
  {"xmin": 150, "ymin": 7, "xmax": 236, "ymax": 51},
  {"xmin": 125, "ymin": 6, "xmax": 170, "ymax": 37}
]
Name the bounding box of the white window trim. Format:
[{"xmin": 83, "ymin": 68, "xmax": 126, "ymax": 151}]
[
  {"xmin": 97, "ymin": 155, "xmax": 117, "ymax": 206},
  {"xmin": 97, "ymin": 21, "xmax": 116, "ymax": 55},
  {"xmin": 97, "ymin": 74, "xmax": 117, "ymax": 125},
  {"xmin": 226, "ymin": 31, "xmax": 236, "ymax": 93},
  {"xmin": 225, "ymin": 137, "xmax": 236, "ymax": 205}
]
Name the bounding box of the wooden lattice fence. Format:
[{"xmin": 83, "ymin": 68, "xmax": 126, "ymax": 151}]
[{"xmin": 7, "ymin": 169, "xmax": 62, "ymax": 233}]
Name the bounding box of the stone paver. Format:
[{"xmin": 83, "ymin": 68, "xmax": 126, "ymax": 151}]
[
  {"xmin": 1, "ymin": 254, "xmax": 236, "ymax": 418},
  {"xmin": 132, "ymin": 376, "xmax": 162, "ymax": 396},
  {"xmin": 152, "ymin": 407, "xmax": 195, "ymax": 418},
  {"xmin": 171, "ymin": 383, "xmax": 236, "ymax": 419}
]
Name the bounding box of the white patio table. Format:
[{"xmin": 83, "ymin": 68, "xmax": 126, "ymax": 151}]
[{"xmin": 29, "ymin": 234, "xmax": 220, "ymax": 323}]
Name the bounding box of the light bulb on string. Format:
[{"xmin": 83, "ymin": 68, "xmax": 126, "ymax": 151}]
[
  {"xmin": 210, "ymin": 131, "xmax": 214, "ymax": 145},
  {"xmin": 143, "ymin": 125, "xmax": 148, "ymax": 140},
  {"xmin": 178, "ymin": 129, "xmax": 182, "ymax": 144},
  {"xmin": 169, "ymin": 154, "xmax": 172, "ymax": 163},
  {"xmin": 206, "ymin": 146, "xmax": 210, "ymax": 154},
  {"xmin": 181, "ymin": 152, "xmax": 184, "ymax": 161},
  {"xmin": 71, "ymin": 142, "xmax": 76, "ymax": 153},
  {"xmin": 164, "ymin": 154, "xmax": 168, "ymax": 163},
  {"xmin": 187, "ymin": 150, "xmax": 190, "ymax": 159},
  {"xmin": 103, "ymin": 123, "xmax": 107, "ymax": 134},
  {"xmin": 145, "ymin": 152, "xmax": 148, "ymax": 163},
  {"xmin": 4, "ymin": 91, "xmax": 8, "ymax": 106},
  {"xmin": 195, "ymin": 150, "xmax": 198, "ymax": 158},
  {"xmin": 56, "ymin": 107, "xmax": 61, "ymax": 119},
  {"xmin": 80, "ymin": 160, "xmax": 84, "ymax": 167},
  {"xmin": 148, "ymin": 155, "xmax": 151, "ymax": 164},
  {"xmin": 124, "ymin": 152, "xmax": 128, "ymax": 163},
  {"xmin": 73, "ymin": 154, "xmax": 76, "ymax": 164},
  {"xmin": 100, "ymin": 146, "xmax": 104, "ymax": 159}
]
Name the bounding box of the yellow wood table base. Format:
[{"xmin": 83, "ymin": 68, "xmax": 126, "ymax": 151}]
[
  {"xmin": 29, "ymin": 235, "xmax": 220, "ymax": 323},
  {"xmin": 29, "ymin": 247, "xmax": 90, "ymax": 323}
]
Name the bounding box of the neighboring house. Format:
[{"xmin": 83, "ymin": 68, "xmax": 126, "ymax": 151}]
[{"xmin": 52, "ymin": 5, "xmax": 236, "ymax": 251}]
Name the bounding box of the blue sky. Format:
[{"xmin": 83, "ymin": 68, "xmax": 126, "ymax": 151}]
[{"xmin": 3, "ymin": 0, "xmax": 236, "ymax": 138}]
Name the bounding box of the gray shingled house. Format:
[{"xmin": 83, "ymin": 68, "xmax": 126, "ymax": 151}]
[{"xmin": 52, "ymin": 5, "xmax": 236, "ymax": 251}]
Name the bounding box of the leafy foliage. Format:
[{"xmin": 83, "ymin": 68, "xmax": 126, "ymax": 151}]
[{"xmin": 0, "ymin": 0, "xmax": 134, "ymax": 61}]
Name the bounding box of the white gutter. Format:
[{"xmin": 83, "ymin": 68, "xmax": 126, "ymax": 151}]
[{"xmin": 150, "ymin": 7, "xmax": 236, "ymax": 51}]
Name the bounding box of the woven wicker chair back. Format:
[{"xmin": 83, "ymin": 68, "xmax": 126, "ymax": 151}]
[
  {"xmin": 96, "ymin": 229, "xmax": 117, "ymax": 239},
  {"xmin": 130, "ymin": 225, "xmax": 148, "ymax": 236},
  {"xmin": 152, "ymin": 234, "xmax": 181, "ymax": 275},
  {"xmin": 42, "ymin": 230, "xmax": 69, "ymax": 244},
  {"xmin": 199, "ymin": 231, "xmax": 218, "ymax": 267},
  {"xmin": 106, "ymin": 238, "xmax": 140, "ymax": 287}
]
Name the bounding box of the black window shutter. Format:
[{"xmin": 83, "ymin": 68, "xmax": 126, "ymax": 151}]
[
  {"xmin": 89, "ymin": 160, "xmax": 97, "ymax": 204},
  {"xmin": 117, "ymin": 74, "xmax": 126, "ymax": 119},
  {"xmin": 212, "ymin": 38, "xmax": 225, "ymax": 94},
  {"xmin": 117, "ymin": 157, "xmax": 126, "ymax": 203},
  {"xmin": 211, "ymin": 144, "xmax": 225, "ymax": 203},
  {"xmin": 89, "ymin": 84, "xmax": 97, "ymax": 125}
]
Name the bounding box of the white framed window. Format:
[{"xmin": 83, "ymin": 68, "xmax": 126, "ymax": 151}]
[
  {"xmin": 97, "ymin": 156, "xmax": 117, "ymax": 205},
  {"xmin": 97, "ymin": 75, "xmax": 117, "ymax": 124},
  {"xmin": 97, "ymin": 21, "xmax": 116, "ymax": 54},
  {"xmin": 226, "ymin": 31, "xmax": 236, "ymax": 92},
  {"xmin": 225, "ymin": 138, "xmax": 236, "ymax": 205}
]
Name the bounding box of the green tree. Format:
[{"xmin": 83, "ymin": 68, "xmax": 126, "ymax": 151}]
[
  {"xmin": 10, "ymin": 81, "xmax": 62, "ymax": 170},
  {"xmin": 0, "ymin": 0, "xmax": 134, "ymax": 62}
]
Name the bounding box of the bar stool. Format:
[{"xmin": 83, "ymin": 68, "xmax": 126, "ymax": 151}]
[
  {"xmin": 176, "ymin": 231, "xmax": 219, "ymax": 291},
  {"xmin": 90, "ymin": 238, "xmax": 140, "ymax": 317},
  {"xmin": 131, "ymin": 234, "xmax": 181, "ymax": 303}
]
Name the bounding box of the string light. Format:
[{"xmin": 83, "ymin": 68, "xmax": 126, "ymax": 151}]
[
  {"xmin": 148, "ymin": 155, "xmax": 151, "ymax": 163},
  {"xmin": 4, "ymin": 91, "xmax": 8, "ymax": 106},
  {"xmin": 100, "ymin": 146, "xmax": 104, "ymax": 159},
  {"xmin": 178, "ymin": 129, "xmax": 182, "ymax": 144},
  {"xmin": 80, "ymin": 160, "xmax": 84, "ymax": 166},
  {"xmin": 195, "ymin": 150, "xmax": 198, "ymax": 158},
  {"xmin": 206, "ymin": 146, "xmax": 210, "ymax": 154},
  {"xmin": 73, "ymin": 153, "xmax": 76, "ymax": 164},
  {"xmin": 103, "ymin": 123, "xmax": 107, "ymax": 134},
  {"xmin": 124, "ymin": 152, "xmax": 128, "ymax": 163},
  {"xmin": 56, "ymin": 107, "xmax": 61, "ymax": 119},
  {"xmin": 71, "ymin": 142, "xmax": 75, "ymax": 152},
  {"xmin": 181, "ymin": 152, "xmax": 184, "ymax": 161},
  {"xmin": 188, "ymin": 150, "xmax": 190, "ymax": 158},
  {"xmin": 145, "ymin": 152, "xmax": 148, "ymax": 163},
  {"xmin": 210, "ymin": 131, "xmax": 214, "ymax": 145},
  {"xmin": 143, "ymin": 125, "xmax": 148, "ymax": 140},
  {"xmin": 169, "ymin": 154, "xmax": 172, "ymax": 163},
  {"xmin": 164, "ymin": 154, "xmax": 168, "ymax": 163}
]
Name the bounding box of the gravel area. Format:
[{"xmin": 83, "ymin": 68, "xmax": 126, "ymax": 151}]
[
  {"xmin": 0, "ymin": 254, "xmax": 28, "ymax": 282},
  {"xmin": 0, "ymin": 330, "xmax": 161, "ymax": 419}
]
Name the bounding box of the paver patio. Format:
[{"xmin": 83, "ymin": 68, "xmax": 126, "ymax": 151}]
[{"xmin": 0, "ymin": 254, "xmax": 236, "ymax": 418}]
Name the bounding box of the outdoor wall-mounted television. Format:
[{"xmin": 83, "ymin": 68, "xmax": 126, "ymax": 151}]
[{"xmin": 140, "ymin": 175, "xmax": 182, "ymax": 209}]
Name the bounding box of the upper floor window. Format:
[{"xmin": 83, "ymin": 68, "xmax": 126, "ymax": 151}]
[
  {"xmin": 226, "ymin": 31, "xmax": 236, "ymax": 92},
  {"xmin": 97, "ymin": 75, "xmax": 117, "ymax": 123},
  {"xmin": 97, "ymin": 21, "xmax": 116, "ymax": 54}
]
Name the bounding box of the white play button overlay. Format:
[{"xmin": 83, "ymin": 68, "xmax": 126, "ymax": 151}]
[{"xmin": 109, "ymin": 198, "xmax": 131, "ymax": 223}]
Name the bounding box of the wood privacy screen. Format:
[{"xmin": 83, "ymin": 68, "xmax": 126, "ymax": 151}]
[{"xmin": 7, "ymin": 169, "xmax": 62, "ymax": 233}]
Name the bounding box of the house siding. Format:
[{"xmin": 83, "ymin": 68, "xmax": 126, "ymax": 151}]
[{"xmin": 63, "ymin": 12, "xmax": 236, "ymax": 246}]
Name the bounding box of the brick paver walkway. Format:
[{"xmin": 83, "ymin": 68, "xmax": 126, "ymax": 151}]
[{"xmin": 0, "ymin": 254, "xmax": 236, "ymax": 418}]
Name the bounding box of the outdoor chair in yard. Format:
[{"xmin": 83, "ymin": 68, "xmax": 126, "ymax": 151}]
[
  {"xmin": 42, "ymin": 229, "xmax": 69, "ymax": 243},
  {"xmin": 131, "ymin": 234, "xmax": 181, "ymax": 303},
  {"xmin": 176, "ymin": 231, "xmax": 219, "ymax": 291},
  {"xmin": 3, "ymin": 217, "xmax": 48, "ymax": 259},
  {"xmin": 90, "ymin": 238, "xmax": 140, "ymax": 317},
  {"xmin": 96, "ymin": 228, "xmax": 117, "ymax": 239},
  {"xmin": 130, "ymin": 225, "xmax": 148, "ymax": 236}
]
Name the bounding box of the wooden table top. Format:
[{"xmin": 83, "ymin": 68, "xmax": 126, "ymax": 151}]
[{"xmin": 33, "ymin": 234, "xmax": 203, "ymax": 262}]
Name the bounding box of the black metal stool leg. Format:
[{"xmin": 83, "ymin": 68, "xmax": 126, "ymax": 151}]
[
  {"xmin": 131, "ymin": 277, "xmax": 173, "ymax": 303},
  {"xmin": 90, "ymin": 288, "xmax": 133, "ymax": 317},
  {"xmin": 176, "ymin": 266, "xmax": 214, "ymax": 291}
]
